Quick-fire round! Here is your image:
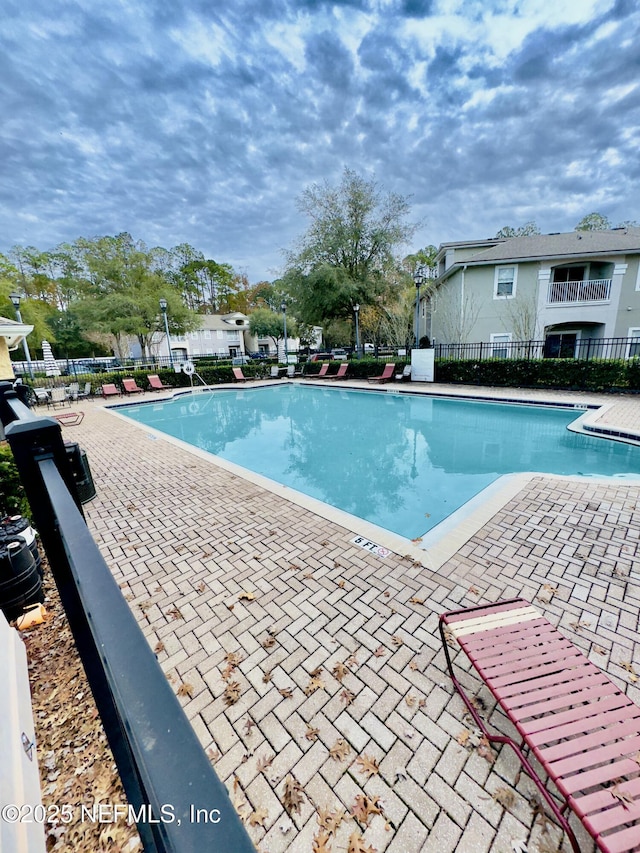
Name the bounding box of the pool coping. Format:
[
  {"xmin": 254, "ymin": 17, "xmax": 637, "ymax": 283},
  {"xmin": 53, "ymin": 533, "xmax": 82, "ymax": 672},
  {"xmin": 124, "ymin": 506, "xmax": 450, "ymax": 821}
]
[{"xmin": 103, "ymin": 381, "xmax": 640, "ymax": 570}]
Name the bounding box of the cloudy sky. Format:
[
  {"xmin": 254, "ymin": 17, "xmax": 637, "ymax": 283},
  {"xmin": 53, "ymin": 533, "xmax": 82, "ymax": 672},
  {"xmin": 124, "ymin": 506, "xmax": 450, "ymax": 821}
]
[{"xmin": 2, "ymin": 0, "xmax": 639, "ymax": 282}]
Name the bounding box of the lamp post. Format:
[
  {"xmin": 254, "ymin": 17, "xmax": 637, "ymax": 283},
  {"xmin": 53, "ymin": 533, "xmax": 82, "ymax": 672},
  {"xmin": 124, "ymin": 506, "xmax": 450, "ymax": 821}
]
[
  {"xmin": 413, "ymin": 266, "xmax": 425, "ymax": 349},
  {"xmin": 159, "ymin": 298, "xmax": 173, "ymax": 368},
  {"xmin": 354, "ymin": 303, "xmax": 361, "ymax": 359},
  {"xmin": 9, "ymin": 291, "xmax": 33, "ymax": 379},
  {"xmin": 280, "ymin": 300, "xmax": 288, "ymax": 364}
]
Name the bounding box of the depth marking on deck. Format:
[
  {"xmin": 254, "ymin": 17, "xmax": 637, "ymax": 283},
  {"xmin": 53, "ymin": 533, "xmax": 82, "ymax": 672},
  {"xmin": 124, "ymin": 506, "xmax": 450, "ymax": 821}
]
[{"xmin": 351, "ymin": 535, "xmax": 391, "ymax": 558}]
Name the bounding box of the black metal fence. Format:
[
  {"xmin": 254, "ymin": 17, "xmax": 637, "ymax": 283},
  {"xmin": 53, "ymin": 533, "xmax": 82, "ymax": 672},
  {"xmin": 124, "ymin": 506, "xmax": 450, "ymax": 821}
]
[
  {"xmin": 0, "ymin": 382, "xmax": 255, "ymax": 853},
  {"xmin": 433, "ymin": 336, "xmax": 640, "ymax": 362}
]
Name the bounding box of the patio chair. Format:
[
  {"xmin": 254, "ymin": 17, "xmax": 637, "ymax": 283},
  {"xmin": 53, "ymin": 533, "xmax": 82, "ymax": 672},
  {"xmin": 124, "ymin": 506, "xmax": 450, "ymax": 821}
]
[
  {"xmin": 67, "ymin": 381, "xmax": 80, "ymax": 400},
  {"xmin": 324, "ymin": 363, "xmax": 349, "ymax": 380},
  {"xmin": 101, "ymin": 383, "xmax": 121, "ymax": 398},
  {"xmin": 147, "ymin": 374, "xmax": 171, "ymax": 391},
  {"xmin": 232, "ymin": 367, "xmax": 247, "ymax": 382},
  {"xmin": 77, "ymin": 381, "xmax": 92, "ymax": 400},
  {"xmin": 122, "ymin": 377, "xmax": 144, "ymax": 394},
  {"xmin": 287, "ymin": 364, "xmax": 304, "ymax": 378},
  {"xmin": 440, "ymin": 598, "xmax": 640, "ymax": 853},
  {"xmin": 50, "ymin": 387, "xmax": 69, "ymax": 409},
  {"xmin": 269, "ymin": 365, "xmax": 281, "ymax": 379},
  {"xmin": 394, "ymin": 365, "xmax": 412, "ymax": 382},
  {"xmin": 367, "ymin": 363, "xmax": 395, "ymax": 383}
]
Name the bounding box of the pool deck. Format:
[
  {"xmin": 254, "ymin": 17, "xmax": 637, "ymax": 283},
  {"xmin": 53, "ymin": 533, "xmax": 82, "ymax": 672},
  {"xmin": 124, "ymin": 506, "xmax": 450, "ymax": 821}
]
[{"xmin": 60, "ymin": 380, "xmax": 640, "ymax": 852}]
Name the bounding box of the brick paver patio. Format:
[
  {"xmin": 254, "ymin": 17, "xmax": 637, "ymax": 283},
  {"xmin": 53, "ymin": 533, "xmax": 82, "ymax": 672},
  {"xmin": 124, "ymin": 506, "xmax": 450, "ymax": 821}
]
[{"xmin": 61, "ymin": 381, "xmax": 640, "ymax": 852}]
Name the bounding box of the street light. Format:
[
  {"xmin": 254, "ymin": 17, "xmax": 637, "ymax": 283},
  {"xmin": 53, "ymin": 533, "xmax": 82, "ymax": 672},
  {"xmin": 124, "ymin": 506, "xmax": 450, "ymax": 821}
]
[
  {"xmin": 353, "ymin": 303, "xmax": 361, "ymax": 359},
  {"xmin": 159, "ymin": 298, "xmax": 173, "ymax": 368},
  {"xmin": 413, "ymin": 266, "xmax": 425, "ymax": 349},
  {"xmin": 9, "ymin": 291, "xmax": 33, "ymax": 379},
  {"xmin": 280, "ymin": 300, "xmax": 288, "ymax": 364}
]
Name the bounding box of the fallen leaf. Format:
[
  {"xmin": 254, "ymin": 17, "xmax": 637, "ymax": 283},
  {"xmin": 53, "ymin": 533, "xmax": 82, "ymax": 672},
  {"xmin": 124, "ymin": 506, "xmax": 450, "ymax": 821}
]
[
  {"xmin": 243, "ymin": 718, "xmax": 256, "ymax": 735},
  {"xmin": 349, "ymin": 795, "xmax": 382, "ymax": 825},
  {"xmin": 177, "ymin": 682, "xmax": 194, "ymax": 698},
  {"xmin": 347, "ymin": 832, "xmax": 377, "ymax": 853},
  {"xmin": 332, "ymin": 661, "xmax": 349, "ymax": 682},
  {"xmin": 256, "ymin": 754, "xmax": 274, "ymax": 773},
  {"xmin": 153, "ymin": 641, "xmax": 165, "ymax": 654},
  {"xmin": 248, "ymin": 807, "xmax": 269, "ymax": 827},
  {"xmin": 456, "ymin": 729, "xmax": 471, "ymax": 747},
  {"xmin": 238, "ymin": 590, "xmax": 255, "ymax": 601},
  {"xmin": 262, "ymin": 636, "xmax": 277, "ymax": 649},
  {"xmin": 262, "ymin": 669, "xmax": 273, "ymax": 683},
  {"xmin": 282, "ymin": 775, "xmax": 305, "ymax": 815},
  {"xmin": 340, "ymin": 688, "xmax": 355, "ymax": 705},
  {"xmin": 468, "ymin": 585, "xmax": 480, "ymax": 595},
  {"xmin": 492, "ymin": 786, "xmax": 517, "ymax": 809},
  {"xmin": 279, "ymin": 687, "xmax": 293, "ymax": 699},
  {"xmin": 355, "ymin": 754, "xmax": 380, "ymax": 778},
  {"xmin": 405, "ymin": 694, "xmax": 417, "ymax": 708},
  {"xmin": 312, "ymin": 830, "xmax": 333, "ymax": 853},
  {"xmin": 223, "ymin": 681, "xmax": 241, "ymax": 705},
  {"xmin": 328, "ymin": 739, "xmax": 351, "ymax": 761},
  {"xmin": 304, "ymin": 676, "xmax": 325, "ymax": 695},
  {"xmin": 317, "ymin": 807, "xmax": 345, "ymax": 835},
  {"xmin": 305, "ymin": 725, "xmax": 320, "ymax": 741},
  {"xmin": 409, "ymin": 597, "xmax": 424, "ymax": 605},
  {"xmin": 166, "ymin": 606, "xmax": 183, "ymax": 620},
  {"xmin": 373, "ymin": 646, "xmax": 386, "ymax": 658},
  {"xmin": 610, "ymin": 780, "xmax": 634, "ymax": 808},
  {"xmin": 391, "ymin": 636, "xmax": 403, "ymax": 647}
]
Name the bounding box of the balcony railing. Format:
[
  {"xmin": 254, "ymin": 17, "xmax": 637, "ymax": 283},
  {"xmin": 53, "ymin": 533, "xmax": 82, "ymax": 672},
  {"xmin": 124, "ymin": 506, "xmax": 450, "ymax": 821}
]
[{"xmin": 547, "ymin": 278, "xmax": 612, "ymax": 304}]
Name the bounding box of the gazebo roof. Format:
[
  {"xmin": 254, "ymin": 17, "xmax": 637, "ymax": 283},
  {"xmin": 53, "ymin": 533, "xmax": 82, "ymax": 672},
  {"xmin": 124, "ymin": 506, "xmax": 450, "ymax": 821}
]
[{"xmin": 0, "ymin": 316, "xmax": 34, "ymax": 350}]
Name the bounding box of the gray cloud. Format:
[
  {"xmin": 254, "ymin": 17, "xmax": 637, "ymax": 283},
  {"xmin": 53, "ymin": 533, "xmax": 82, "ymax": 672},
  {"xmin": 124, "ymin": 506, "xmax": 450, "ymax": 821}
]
[{"xmin": 1, "ymin": 0, "xmax": 639, "ymax": 280}]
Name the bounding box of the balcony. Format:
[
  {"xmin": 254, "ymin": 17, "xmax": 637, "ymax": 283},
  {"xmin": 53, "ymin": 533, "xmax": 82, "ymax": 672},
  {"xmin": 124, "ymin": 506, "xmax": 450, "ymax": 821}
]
[{"xmin": 546, "ymin": 278, "xmax": 611, "ymax": 305}]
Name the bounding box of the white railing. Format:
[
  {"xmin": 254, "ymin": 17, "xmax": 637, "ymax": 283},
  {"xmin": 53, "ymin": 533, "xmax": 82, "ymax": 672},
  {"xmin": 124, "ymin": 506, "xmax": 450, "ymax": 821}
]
[{"xmin": 547, "ymin": 278, "xmax": 612, "ymax": 304}]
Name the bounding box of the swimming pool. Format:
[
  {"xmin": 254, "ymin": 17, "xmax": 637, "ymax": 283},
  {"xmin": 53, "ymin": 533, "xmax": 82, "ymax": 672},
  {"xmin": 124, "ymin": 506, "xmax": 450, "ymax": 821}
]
[{"xmin": 118, "ymin": 385, "xmax": 640, "ymax": 541}]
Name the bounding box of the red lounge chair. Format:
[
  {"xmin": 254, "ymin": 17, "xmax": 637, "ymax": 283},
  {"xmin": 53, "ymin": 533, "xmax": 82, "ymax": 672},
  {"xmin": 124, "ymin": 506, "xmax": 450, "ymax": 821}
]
[
  {"xmin": 122, "ymin": 378, "xmax": 144, "ymax": 394},
  {"xmin": 147, "ymin": 374, "xmax": 171, "ymax": 391},
  {"xmin": 367, "ymin": 363, "xmax": 395, "ymax": 383},
  {"xmin": 232, "ymin": 367, "xmax": 247, "ymax": 382},
  {"xmin": 325, "ymin": 363, "xmax": 349, "ymax": 380},
  {"xmin": 440, "ymin": 598, "xmax": 640, "ymax": 853},
  {"xmin": 101, "ymin": 384, "xmax": 120, "ymax": 398},
  {"xmin": 304, "ymin": 363, "xmax": 330, "ymax": 379}
]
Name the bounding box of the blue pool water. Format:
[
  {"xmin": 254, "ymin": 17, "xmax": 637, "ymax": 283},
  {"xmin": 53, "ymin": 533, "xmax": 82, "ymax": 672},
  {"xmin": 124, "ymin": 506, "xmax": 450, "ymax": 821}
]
[{"xmin": 118, "ymin": 386, "xmax": 640, "ymax": 540}]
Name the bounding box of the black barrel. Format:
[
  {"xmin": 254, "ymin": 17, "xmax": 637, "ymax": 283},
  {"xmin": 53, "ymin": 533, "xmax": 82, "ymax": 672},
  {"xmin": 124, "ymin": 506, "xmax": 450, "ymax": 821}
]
[
  {"xmin": 0, "ymin": 538, "xmax": 44, "ymax": 622},
  {"xmin": 1, "ymin": 515, "xmax": 41, "ymax": 576},
  {"xmin": 64, "ymin": 441, "xmax": 97, "ymax": 503}
]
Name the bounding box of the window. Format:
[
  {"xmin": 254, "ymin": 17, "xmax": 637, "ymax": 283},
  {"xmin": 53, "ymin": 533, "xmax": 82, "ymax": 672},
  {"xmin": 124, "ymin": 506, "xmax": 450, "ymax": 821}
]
[
  {"xmin": 490, "ymin": 333, "xmax": 511, "ymax": 358},
  {"xmin": 494, "ymin": 266, "xmax": 517, "ymax": 298}
]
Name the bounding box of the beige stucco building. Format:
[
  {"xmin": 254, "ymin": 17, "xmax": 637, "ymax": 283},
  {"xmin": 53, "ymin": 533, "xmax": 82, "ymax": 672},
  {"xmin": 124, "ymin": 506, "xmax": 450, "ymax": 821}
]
[{"xmin": 0, "ymin": 317, "xmax": 34, "ymax": 381}]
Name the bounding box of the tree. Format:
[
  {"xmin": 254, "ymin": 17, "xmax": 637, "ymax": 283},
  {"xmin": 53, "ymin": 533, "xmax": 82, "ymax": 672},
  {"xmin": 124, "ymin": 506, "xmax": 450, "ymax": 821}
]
[
  {"xmin": 285, "ymin": 168, "xmax": 418, "ymax": 325},
  {"xmin": 495, "ymin": 221, "xmax": 541, "ymax": 238},
  {"xmin": 249, "ymin": 308, "xmax": 297, "ymax": 353},
  {"xmin": 575, "ymin": 212, "xmax": 611, "ymax": 231}
]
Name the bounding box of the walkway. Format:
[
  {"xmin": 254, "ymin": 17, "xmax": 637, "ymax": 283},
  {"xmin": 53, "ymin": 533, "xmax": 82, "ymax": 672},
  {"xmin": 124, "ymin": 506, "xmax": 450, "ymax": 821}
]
[{"xmin": 59, "ymin": 381, "xmax": 640, "ymax": 852}]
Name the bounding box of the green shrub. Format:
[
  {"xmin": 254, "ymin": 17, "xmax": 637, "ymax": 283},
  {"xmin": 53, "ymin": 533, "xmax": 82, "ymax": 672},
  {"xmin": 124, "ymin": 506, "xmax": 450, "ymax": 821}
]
[{"xmin": 0, "ymin": 443, "xmax": 30, "ymax": 519}]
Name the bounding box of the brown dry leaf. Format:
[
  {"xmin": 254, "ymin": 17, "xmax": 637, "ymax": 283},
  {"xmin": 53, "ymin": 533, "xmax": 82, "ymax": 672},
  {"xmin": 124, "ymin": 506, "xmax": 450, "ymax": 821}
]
[
  {"xmin": 356, "ymin": 754, "xmax": 380, "ymax": 778},
  {"xmin": 177, "ymin": 682, "xmax": 194, "ymax": 698},
  {"xmin": 166, "ymin": 606, "xmax": 183, "ymax": 620},
  {"xmin": 542, "ymin": 583, "xmax": 559, "ymax": 596},
  {"xmin": 207, "ymin": 748, "xmax": 221, "ymax": 762},
  {"xmin": 340, "ymin": 688, "xmax": 355, "ymax": 705},
  {"xmin": 262, "ymin": 636, "xmax": 277, "ymax": 649},
  {"xmin": 282, "ymin": 775, "xmax": 305, "ymax": 815},
  {"xmin": 243, "ymin": 718, "xmax": 256, "ymax": 735},
  {"xmin": 153, "ymin": 641, "xmax": 165, "ymax": 654},
  {"xmin": 262, "ymin": 669, "xmax": 273, "ymax": 683},
  {"xmin": 338, "ymin": 580, "xmax": 346, "ymax": 589},
  {"xmin": 492, "ymin": 786, "xmax": 517, "ymax": 809},
  {"xmin": 223, "ymin": 681, "xmax": 241, "ymax": 705},
  {"xmin": 313, "ymin": 830, "xmax": 333, "ymax": 853},
  {"xmin": 610, "ymin": 780, "xmax": 634, "ymax": 808},
  {"xmin": 409, "ymin": 597, "xmax": 424, "ymax": 605},
  {"xmin": 476, "ymin": 735, "xmax": 496, "ymax": 763},
  {"xmin": 279, "ymin": 687, "xmax": 293, "ymax": 699},
  {"xmin": 391, "ymin": 636, "xmax": 403, "ymax": 647},
  {"xmin": 405, "ymin": 694, "xmax": 417, "ymax": 708},
  {"xmin": 196, "ymin": 581, "xmax": 206, "ymax": 593},
  {"xmin": 347, "ymin": 832, "xmax": 377, "ymax": 853},
  {"xmin": 304, "ymin": 676, "xmax": 325, "ymax": 695},
  {"xmin": 593, "ymin": 645, "xmax": 607, "ymax": 655},
  {"xmin": 346, "ymin": 653, "xmax": 359, "ymax": 668},
  {"xmin": 317, "ymin": 807, "xmax": 345, "ymax": 835},
  {"xmin": 256, "ymin": 754, "xmax": 274, "ymax": 773},
  {"xmin": 373, "ymin": 646, "xmax": 386, "ymax": 658},
  {"xmin": 225, "ymin": 652, "xmax": 243, "ymax": 666},
  {"xmin": 409, "ymin": 660, "xmax": 419, "ymax": 671},
  {"xmin": 248, "ymin": 807, "xmax": 269, "ymax": 827},
  {"xmin": 456, "ymin": 729, "xmax": 471, "ymax": 747},
  {"xmin": 329, "ymin": 739, "xmax": 351, "ymax": 761},
  {"xmin": 350, "ymin": 795, "xmax": 382, "ymax": 824},
  {"xmin": 238, "ymin": 590, "xmax": 256, "ymax": 601},
  {"xmin": 289, "ymin": 562, "xmax": 301, "ymax": 571},
  {"xmin": 305, "ymin": 725, "xmax": 320, "ymax": 741},
  {"xmin": 332, "ymin": 661, "xmax": 349, "ymax": 682},
  {"xmin": 468, "ymin": 585, "xmax": 480, "ymax": 596},
  {"xmin": 383, "ymin": 589, "xmax": 390, "ymax": 597}
]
